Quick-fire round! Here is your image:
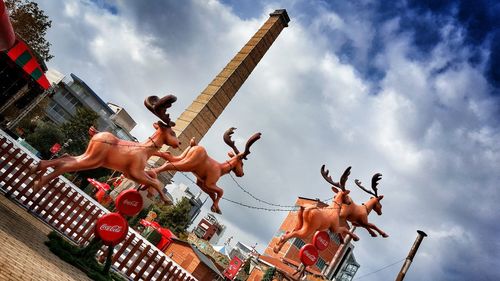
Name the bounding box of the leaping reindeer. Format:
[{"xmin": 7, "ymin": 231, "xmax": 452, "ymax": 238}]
[
  {"xmin": 339, "ymin": 173, "xmax": 389, "ymax": 238},
  {"xmin": 273, "ymin": 165, "xmax": 359, "ymax": 254},
  {"xmin": 152, "ymin": 127, "xmax": 261, "ymax": 214},
  {"xmin": 30, "ymin": 95, "xmax": 181, "ymax": 204}
]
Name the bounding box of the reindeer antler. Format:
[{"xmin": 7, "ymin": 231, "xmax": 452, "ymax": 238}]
[
  {"xmin": 241, "ymin": 132, "xmax": 261, "ymax": 160},
  {"xmin": 321, "ymin": 165, "xmax": 351, "ymax": 191},
  {"xmin": 223, "ymin": 127, "xmax": 240, "ymax": 155},
  {"xmin": 144, "ymin": 95, "xmax": 177, "ymax": 127},
  {"xmin": 224, "ymin": 128, "xmax": 261, "ymax": 160},
  {"xmin": 355, "ymin": 173, "xmax": 382, "ymax": 197}
]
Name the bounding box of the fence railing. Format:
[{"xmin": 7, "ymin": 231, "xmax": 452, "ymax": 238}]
[{"xmin": 0, "ymin": 130, "xmax": 196, "ymax": 281}]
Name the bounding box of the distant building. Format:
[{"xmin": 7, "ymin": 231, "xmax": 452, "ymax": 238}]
[
  {"xmin": 45, "ymin": 73, "xmax": 136, "ymax": 141},
  {"xmin": 107, "ymin": 102, "xmax": 136, "ymax": 132},
  {"xmin": 260, "ymin": 197, "xmax": 359, "ymax": 280},
  {"xmin": 193, "ymin": 213, "xmax": 226, "ymax": 245},
  {"xmin": 169, "ymin": 183, "xmax": 205, "ymax": 224},
  {"xmin": 229, "ymin": 241, "xmax": 255, "ymax": 261}
]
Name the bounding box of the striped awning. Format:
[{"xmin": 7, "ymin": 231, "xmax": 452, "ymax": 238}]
[{"xmin": 5, "ymin": 39, "xmax": 50, "ymax": 90}]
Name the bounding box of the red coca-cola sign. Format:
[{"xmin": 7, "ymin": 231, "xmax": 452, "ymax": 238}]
[
  {"xmin": 313, "ymin": 231, "xmax": 330, "ymax": 251},
  {"xmin": 95, "ymin": 213, "xmax": 128, "ymax": 246},
  {"xmin": 299, "ymin": 244, "xmax": 319, "ymax": 266},
  {"xmin": 115, "ymin": 189, "xmax": 143, "ymax": 217}
]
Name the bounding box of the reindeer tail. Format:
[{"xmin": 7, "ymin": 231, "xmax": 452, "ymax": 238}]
[
  {"xmin": 88, "ymin": 126, "xmax": 99, "ymax": 137},
  {"xmin": 293, "ymin": 206, "xmax": 305, "ymax": 232}
]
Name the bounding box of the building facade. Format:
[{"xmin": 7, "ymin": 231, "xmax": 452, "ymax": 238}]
[
  {"xmin": 164, "ymin": 238, "xmax": 224, "ymax": 281},
  {"xmin": 263, "ymin": 197, "xmax": 360, "ymax": 280},
  {"xmin": 45, "ymin": 73, "xmax": 136, "ymax": 141},
  {"xmin": 193, "ymin": 213, "xmax": 226, "ymax": 245}
]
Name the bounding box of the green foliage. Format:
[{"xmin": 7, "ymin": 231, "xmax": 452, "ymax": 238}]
[
  {"xmin": 45, "ymin": 232, "xmax": 125, "ymax": 281},
  {"xmin": 25, "ymin": 121, "xmax": 63, "ymax": 158},
  {"xmin": 5, "ymin": 0, "xmax": 53, "ymax": 61},
  {"xmin": 262, "ymin": 266, "xmax": 276, "ymax": 281},
  {"xmin": 243, "ymin": 258, "xmax": 251, "ymax": 274},
  {"xmin": 61, "ymin": 107, "xmax": 100, "ymax": 155},
  {"xmin": 152, "ymin": 197, "xmax": 192, "ymax": 237}
]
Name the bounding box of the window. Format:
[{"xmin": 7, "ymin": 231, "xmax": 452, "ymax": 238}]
[
  {"xmin": 328, "ymin": 230, "xmax": 341, "ymax": 245},
  {"xmin": 345, "ymin": 263, "xmax": 359, "ymax": 275},
  {"xmin": 292, "ymin": 238, "xmax": 305, "ymax": 249},
  {"xmin": 47, "ymin": 100, "xmax": 70, "ymax": 124},
  {"xmin": 60, "ymin": 91, "xmax": 81, "ymax": 110},
  {"xmin": 316, "ymin": 257, "xmax": 326, "ymax": 270}
]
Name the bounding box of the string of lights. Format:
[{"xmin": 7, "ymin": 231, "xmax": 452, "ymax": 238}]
[
  {"xmin": 353, "ymin": 258, "xmax": 405, "ymax": 280},
  {"xmin": 169, "ymin": 160, "xmax": 342, "ymax": 212}
]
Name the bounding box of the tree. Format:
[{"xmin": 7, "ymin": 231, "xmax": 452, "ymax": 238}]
[
  {"xmin": 262, "ymin": 266, "xmax": 276, "ymax": 281},
  {"xmin": 5, "ymin": 0, "xmax": 53, "ymax": 61},
  {"xmin": 153, "ymin": 197, "xmax": 192, "ymax": 237},
  {"xmin": 61, "ymin": 107, "xmax": 100, "ymax": 155},
  {"xmin": 25, "ymin": 120, "xmax": 63, "ymax": 158}
]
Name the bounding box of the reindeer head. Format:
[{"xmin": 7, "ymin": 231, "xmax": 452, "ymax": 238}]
[
  {"xmin": 223, "ymin": 127, "xmax": 261, "ymax": 177},
  {"xmin": 355, "ymin": 173, "xmax": 384, "ymax": 215},
  {"xmin": 321, "ymin": 165, "xmax": 353, "ymax": 205},
  {"xmin": 145, "ymin": 95, "xmax": 180, "ymax": 148}
]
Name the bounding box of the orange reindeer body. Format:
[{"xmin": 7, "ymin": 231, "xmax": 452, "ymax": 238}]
[
  {"xmin": 31, "ymin": 95, "xmax": 180, "ymax": 204},
  {"xmin": 339, "ymin": 174, "xmax": 388, "ymax": 238},
  {"xmin": 273, "ymin": 166, "xmax": 360, "ymax": 254},
  {"xmin": 153, "ymin": 127, "xmax": 261, "ymax": 214}
]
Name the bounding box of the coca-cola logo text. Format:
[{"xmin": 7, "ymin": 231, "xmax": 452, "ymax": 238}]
[
  {"xmin": 100, "ymin": 224, "xmax": 123, "ymax": 233},
  {"xmin": 123, "ymin": 199, "xmax": 139, "ymax": 207},
  {"xmin": 303, "ymin": 250, "xmax": 317, "ymax": 262},
  {"xmin": 317, "ymin": 236, "xmax": 328, "ymax": 246}
]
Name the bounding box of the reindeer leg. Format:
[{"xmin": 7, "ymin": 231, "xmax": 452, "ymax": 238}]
[
  {"xmin": 333, "ymin": 226, "xmax": 359, "ymax": 242},
  {"xmin": 132, "ymin": 170, "xmax": 171, "ymax": 204},
  {"xmin": 366, "ymin": 222, "xmax": 388, "ymax": 238},
  {"xmin": 34, "ymin": 157, "xmax": 101, "ymax": 191}
]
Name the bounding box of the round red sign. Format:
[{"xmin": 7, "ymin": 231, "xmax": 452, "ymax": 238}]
[
  {"xmin": 115, "ymin": 189, "xmax": 143, "ymax": 217},
  {"xmin": 299, "ymin": 244, "xmax": 319, "ymax": 266},
  {"xmin": 95, "ymin": 213, "xmax": 128, "ymax": 246},
  {"xmin": 313, "ymin": 231, "xmax": 330, "ymax": 251}
]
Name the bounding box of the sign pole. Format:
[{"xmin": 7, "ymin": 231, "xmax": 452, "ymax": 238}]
[{"xmin": 395, "ymin": 230, "xmax": 427, "ymax": 281}]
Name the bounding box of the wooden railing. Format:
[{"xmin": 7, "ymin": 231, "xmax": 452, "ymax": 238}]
[{"xmin": 0, "ymin": 130, "xmax": 196, "ymax": 281}]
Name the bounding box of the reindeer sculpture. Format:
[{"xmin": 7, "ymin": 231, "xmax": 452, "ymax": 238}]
[
  {"xmin": 273, "ymin": 165, "xmax": 359, "ymax": 254},
  {"xmin": 30, "ymin": 95, "xmax": 181, "ymax": 203},
  {"xmin": 152, "ymin": 127, "xmax": 261, "ymax": 214},
  {"xmin": 339, "ymin": 173, "xmax": 389, "ymax": 238}
]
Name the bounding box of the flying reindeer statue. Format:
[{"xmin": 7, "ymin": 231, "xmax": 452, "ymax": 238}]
[
  {"xmin": 339, "ymin": 173, "xmax": 389, "ymax": 238},
  {"xmin": 152, "ymin": 127, "xmax": 261, "ymax": 214},
  {"xmin": 30, "ymin": 95, "xmax": 181, "ymax": 204},
  {"xmin": 273, "ymin": 165, "xmax": 359, "ymax": 254}
]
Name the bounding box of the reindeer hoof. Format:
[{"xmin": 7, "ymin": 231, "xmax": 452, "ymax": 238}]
[
  {"xmin": 273, "ymin": 245, "xmax": 280, "ymax": 254},
  {"xmin": 32, "ymin": 180, "xmax": 42, "ymax": 192},
  {"xmin": 382, "ymin": 233, "xmax": 389, "ymax": 238},
  {"xmin": 371, "ymin": 233, "xmax": 377, "ymax": 237},
  {"xmin": 210, "ymin": 205, "xmax": 222, "ymax": 214},
  {"xmin": 29, "ymin": 162, "xmax": 40, "ymax": 174}
]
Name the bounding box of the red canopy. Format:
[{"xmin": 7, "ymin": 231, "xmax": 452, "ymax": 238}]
[{"xmin": 87, "ymin": 178, "xmax": 111, "ymax": 192}]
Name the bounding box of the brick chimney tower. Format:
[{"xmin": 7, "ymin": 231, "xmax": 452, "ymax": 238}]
[{"xmin": 150, "ymin": 9, "xmax": 290, "ymax": 184}]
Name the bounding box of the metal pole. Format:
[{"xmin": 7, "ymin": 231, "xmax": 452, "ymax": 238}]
[
  {"xmin": 324, "ymin": 226, "xmax": 356, "ymax": 279},
  {"xmin": 395, "ymin": 230, "xmax": 427, "ymax": 281}
]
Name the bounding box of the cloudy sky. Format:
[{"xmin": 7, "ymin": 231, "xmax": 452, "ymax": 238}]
[{"xmin": 35, "ymin": 0, "xmax": 499, "ymax": 280}]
